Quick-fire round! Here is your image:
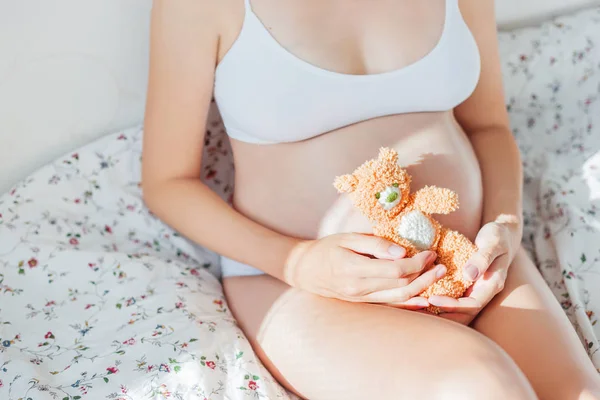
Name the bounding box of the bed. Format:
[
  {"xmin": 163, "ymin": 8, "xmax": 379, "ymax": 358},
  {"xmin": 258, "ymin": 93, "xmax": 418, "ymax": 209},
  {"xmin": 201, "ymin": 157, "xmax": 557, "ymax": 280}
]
[{"xmin": 1, "ymin": 4, "xmax": 600, "ymax": 399}]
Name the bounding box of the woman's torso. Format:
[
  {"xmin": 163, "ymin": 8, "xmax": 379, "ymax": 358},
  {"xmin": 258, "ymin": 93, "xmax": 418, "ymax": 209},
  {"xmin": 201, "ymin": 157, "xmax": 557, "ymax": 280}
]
[{"xmin": 214, "ymin": 0, "xmax": 483, "ymax": 241}]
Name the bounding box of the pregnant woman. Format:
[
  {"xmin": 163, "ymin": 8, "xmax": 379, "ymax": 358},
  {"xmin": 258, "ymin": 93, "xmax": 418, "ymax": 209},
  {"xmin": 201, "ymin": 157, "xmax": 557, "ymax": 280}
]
[{"xmin": 141, "ymin": 0, "xmax": 600, "ymax": 398}]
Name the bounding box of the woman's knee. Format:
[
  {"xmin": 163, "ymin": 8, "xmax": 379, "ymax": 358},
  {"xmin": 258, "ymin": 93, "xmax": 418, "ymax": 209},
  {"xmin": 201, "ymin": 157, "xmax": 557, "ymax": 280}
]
[
  {"xmin": 428, "ymin": 332, "xmax": 537, "ymax": 400},
  {"xmin": 253, "ymin": 289, "xmax": 537, "ymax": 399},
  {"xmin": 335, "ymin": 313, "xmax": 538, "ymax": 399}
]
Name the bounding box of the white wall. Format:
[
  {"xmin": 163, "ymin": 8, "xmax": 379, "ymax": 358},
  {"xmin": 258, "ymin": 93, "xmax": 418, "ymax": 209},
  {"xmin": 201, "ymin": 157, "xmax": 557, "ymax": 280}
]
[{"xmin": 0, "ymin": 0, "xmax": 152, "ymax": 193}]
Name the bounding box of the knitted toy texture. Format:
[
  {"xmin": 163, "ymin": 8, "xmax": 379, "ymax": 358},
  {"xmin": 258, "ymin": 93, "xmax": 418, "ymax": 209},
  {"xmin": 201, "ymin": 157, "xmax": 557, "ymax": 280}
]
[{"xmin": 334, "ymin": 148, "xmax": 477, "ymax": 312}]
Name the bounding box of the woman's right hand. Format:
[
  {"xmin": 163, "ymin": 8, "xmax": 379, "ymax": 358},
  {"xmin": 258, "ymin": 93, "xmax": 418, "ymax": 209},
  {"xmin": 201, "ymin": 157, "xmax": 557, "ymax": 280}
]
[{"xmin": 283, "ymin": 233, "xmax": 447, "ymax": 309}]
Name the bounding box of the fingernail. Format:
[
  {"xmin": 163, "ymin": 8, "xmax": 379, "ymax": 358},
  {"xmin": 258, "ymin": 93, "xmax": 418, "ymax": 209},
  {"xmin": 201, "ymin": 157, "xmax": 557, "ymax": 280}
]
[
  {"xmin": 464, "ymin": 264, "xmax": 479, "ymax": 281},
  {"xmin": 427, "ymin": 252, "xmax": 437, "ymax": 264},
  {"xmin": 428, "ymin": 296, "xmax": 441, "ymax": 306},
  {"xmin": 413, "ymin": 298, "xmax": 429, "ymax": 307},
  {"xmin": 388, "ymin": 245, "xmax": 405, "ymax": 257},
  {"xmin": 436, "ymin": 265, "xmax": 447, "ymax": 279}
]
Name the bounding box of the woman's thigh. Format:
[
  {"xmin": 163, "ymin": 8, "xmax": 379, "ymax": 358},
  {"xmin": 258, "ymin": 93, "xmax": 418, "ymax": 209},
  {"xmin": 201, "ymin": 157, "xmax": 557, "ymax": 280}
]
[
  {"xmin": 223, "ymin": 275, "xmax": 535, "ymax": 400},
  {"xmin": 473, "ymin": 247, "xmax": 600, "ymax": 400}
]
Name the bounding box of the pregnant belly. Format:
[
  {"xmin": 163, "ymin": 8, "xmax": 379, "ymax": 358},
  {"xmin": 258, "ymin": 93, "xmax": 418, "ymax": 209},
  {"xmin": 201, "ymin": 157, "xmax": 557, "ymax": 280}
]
[{"xmin": 231, "ymin": 111, "xmax": 484, "ymax": 242}]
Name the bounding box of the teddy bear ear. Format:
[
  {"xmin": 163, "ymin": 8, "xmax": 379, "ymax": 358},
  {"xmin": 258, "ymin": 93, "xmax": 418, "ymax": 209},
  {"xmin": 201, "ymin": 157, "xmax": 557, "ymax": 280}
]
[
  {"xmin": 333, "ymin": 174, "xmax": 358, "ymax": 193},
  {"xmin": 399, "ymin": 167, "xmax": 411, "ymax": 184},
  {"xmin": 377, "ymin": 147, "xmax": 399, "ymax": 165}
]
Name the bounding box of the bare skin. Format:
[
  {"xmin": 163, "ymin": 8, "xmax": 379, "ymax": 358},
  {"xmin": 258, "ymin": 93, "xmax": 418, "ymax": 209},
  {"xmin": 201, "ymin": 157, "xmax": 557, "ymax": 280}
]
[
  {"xmin": 142, "ymin": 0, "xmax": 600, "ymax": 399},
  {"xmin": 225, "ymin": 250, "xmax": 599, "ymax": 400}
]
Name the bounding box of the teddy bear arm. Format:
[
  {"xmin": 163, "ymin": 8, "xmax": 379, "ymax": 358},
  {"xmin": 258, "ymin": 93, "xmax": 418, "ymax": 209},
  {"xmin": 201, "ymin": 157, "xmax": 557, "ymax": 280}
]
[{"xmin": 412, "ymin": 186, "xmax": 459, "ymax": 215}]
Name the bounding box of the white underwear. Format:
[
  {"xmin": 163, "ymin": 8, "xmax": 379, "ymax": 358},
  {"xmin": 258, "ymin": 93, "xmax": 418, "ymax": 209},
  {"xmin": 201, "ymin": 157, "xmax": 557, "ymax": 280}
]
[{"xmin": 220, "ymin": 256, "xmax": 265, "ymax": 277}]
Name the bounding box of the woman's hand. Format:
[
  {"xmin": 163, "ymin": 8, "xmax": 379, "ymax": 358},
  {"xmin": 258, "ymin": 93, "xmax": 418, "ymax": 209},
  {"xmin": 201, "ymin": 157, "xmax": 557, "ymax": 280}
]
[
  {"xmin": 284, "ymin": 233, "xmax": 447, "ymax": 310},
  {"xmin": 428, "ymin": 221, "xmax": 521, "ymax": 325}
]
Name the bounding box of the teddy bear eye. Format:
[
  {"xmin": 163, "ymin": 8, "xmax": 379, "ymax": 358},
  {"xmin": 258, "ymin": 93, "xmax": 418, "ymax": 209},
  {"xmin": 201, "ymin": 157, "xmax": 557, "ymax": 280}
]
[
  {"xmin": 375, "ymin": 192, "xmax": 381, "ymax": 199},
  {"xmin": 386, "ymin": 192, "xmax": 399, "ymax": 202}
]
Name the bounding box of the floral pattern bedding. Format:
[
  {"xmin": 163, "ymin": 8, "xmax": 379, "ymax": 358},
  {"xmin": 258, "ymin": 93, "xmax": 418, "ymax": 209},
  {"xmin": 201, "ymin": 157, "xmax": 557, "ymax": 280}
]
[
  {"xmin": 0, "ymin": 105, "xmax": 296, "ymax": 400},
  {"xmin": 1, "ymin": 6, "xmax": 600, "ymax": 400},
  {"xmin": 499, "ymin": 7, "xmax": 600, "ymax": 369}
]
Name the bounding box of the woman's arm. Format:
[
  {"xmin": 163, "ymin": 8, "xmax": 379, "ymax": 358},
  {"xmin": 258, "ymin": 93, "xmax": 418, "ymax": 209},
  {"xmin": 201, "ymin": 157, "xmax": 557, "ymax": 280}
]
[
  {"xmin": 427, "ymin": 0, "xmax": 524, "ymax": 323},
  {"xmin": 142, "ymin": 0, "xmax": 444, "ymax": 308},
  {"xmin": 142, "ymin": 0, "xmax": 297, "ymax": 280},
  {"xmin": 455, "ymin": 0, "xmax": 523, "ymax": 239}
]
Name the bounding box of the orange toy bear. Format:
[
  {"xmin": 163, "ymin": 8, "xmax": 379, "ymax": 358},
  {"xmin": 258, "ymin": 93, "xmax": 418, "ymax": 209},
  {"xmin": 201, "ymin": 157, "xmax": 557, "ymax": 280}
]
[{"xmin": 334, "ymin": 147, "xmax": 477, "ymax": 312}]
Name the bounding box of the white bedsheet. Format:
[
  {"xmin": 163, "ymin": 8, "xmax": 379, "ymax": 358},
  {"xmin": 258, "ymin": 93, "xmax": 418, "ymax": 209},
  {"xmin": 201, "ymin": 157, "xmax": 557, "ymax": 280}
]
[{"xmin": 1, "ymin": 6, "xmax": 600, "ymax": 400}]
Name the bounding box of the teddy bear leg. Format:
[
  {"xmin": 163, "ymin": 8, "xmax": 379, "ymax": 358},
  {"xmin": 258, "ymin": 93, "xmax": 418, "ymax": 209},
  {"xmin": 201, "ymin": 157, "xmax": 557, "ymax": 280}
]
[{"xmin": 421, "ymin": 228, "xmax": 477, "ymax": 313}]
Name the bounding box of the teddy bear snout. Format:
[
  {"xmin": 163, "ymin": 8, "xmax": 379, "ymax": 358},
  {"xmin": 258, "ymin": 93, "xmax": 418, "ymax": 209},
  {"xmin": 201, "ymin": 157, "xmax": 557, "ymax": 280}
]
[{"xmin": 376, "ymin": 185, "xmax": 402, "ymax": 210}]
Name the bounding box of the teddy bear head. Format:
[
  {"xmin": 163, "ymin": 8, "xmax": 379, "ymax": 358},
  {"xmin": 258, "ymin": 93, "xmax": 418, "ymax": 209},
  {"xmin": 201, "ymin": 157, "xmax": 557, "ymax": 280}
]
[{"xmin": 334, "ymin": 147, "xmax": 411, "ymax": 223}]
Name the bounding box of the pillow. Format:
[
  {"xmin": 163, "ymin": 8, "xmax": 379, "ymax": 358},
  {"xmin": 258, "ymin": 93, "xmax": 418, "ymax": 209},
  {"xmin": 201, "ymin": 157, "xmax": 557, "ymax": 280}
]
[{"xmin": 495, "ymin": 0, "xmax": 600, "ymax": 29}]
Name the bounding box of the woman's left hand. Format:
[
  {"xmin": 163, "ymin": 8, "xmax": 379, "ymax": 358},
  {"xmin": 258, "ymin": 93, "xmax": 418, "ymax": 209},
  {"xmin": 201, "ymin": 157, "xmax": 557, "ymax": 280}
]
[{"xmin": 427, "ymin": 220, "xmax": 521, "ymax": 325}]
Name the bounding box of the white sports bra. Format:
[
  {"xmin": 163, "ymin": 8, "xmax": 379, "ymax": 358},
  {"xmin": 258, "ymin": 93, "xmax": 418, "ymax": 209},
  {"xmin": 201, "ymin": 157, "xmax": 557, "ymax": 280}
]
[{"xmin": 213, "ymin": 0, "xmax": 481, "ymax": 145}]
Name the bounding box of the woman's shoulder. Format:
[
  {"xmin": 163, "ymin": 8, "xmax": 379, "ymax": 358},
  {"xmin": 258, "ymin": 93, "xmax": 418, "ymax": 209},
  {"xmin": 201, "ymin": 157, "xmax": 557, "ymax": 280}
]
[
  {"xmin": 151, "ymin": 0, "xmax": 245, "ymax": 60},
  {"xmin": 151, "ymin": 0, "xmax": 241, "ymax": 31}
]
